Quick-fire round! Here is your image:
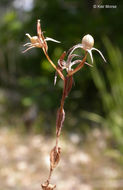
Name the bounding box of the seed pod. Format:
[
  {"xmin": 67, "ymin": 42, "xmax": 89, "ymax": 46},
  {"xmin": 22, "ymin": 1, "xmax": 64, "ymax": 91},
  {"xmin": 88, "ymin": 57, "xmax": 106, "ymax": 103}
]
[
  {"xmin": 50, "ymin": 146, "xmax": 61, "ymax": 170},
  {"xmin": 56, "ymin": 108, "xmax": 65, "ymax": 137}
]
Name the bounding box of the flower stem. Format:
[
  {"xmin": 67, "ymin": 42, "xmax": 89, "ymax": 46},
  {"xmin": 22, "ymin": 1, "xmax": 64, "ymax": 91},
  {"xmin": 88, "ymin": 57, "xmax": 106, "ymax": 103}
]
[
  {"xmin": 43, "ymin": 50, "xmax": 65, "ymax": 81},
  {"xmin": 47, "ymin": 168, "xmax": 53, "ymax": 183}
]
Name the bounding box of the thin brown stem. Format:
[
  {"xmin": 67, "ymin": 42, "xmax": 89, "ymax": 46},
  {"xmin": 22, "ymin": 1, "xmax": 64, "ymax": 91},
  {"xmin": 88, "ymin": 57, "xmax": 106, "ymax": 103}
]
[
  {"xmin": 43, "ymin": 50, "xmax": 65, "ymax": 81},
  {"xmin": 60, "ymin": 78, "xmax": 67, "ymax": 109},
  {"xmin": 55, "ymin": 136, "xmax": 59, "ymax": 149},
  {"xmin": 60, "ymin": 92, "xmax": 65, "ymax": 110},
  {"xmin": 47, "ymin": 168, "xmax": 53, "ymax": 183}
]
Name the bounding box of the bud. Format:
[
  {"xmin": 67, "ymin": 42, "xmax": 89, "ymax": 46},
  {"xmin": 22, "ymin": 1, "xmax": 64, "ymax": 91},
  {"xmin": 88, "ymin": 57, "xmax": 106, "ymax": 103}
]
[{"xmin": 82, "ymin": 34, "xmax": 94, "ymax": 50}]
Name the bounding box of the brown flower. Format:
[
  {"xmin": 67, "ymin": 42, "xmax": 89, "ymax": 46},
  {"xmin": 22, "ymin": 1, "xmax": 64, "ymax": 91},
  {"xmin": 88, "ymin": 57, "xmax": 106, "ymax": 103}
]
[
  {"xmin": 57, "ymin": 53, "xmax": 93, "ymax": 73},
  {"xmin": 23, "ymin": 20, "xmax": 60, "ymax": 53},
  {"xmin": 41, "ymin": 182, "xmax": 56, "ymax": 190}
]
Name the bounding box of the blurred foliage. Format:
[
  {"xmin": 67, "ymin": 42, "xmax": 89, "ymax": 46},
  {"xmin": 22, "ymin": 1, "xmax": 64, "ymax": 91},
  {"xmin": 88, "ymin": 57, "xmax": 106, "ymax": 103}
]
[
  {"xmin": 0, "ymin": 0, "xmax": 123, "ymax": 149},
  {"xmin": 91, "ymin": 38, "xmax": 123, "ymax": 150}
]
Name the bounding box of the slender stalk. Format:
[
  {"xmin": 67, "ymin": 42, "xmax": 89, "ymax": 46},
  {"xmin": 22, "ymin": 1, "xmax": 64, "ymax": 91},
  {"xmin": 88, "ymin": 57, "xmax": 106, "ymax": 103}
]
[
  {"xmin": 43, "ymin": 50, "xmax": 65, "ymax": 81},
  {"xmin": 41, "ymin": 53, "xmax": 88, "ymax": 189},
  {"xmin": 55, "ymin": 136, "xmax": 59, "ymax": 149},
  {"xmin": 46, "ymin": 78, "xmax": 66, "ymax": 184},
  {"xmin": 47, "ymin": 168, "xmax": 53, "ymax": 183},
  {"xmin": 60, "ymin": 80, "xmax": 66, "ymax": 109}
]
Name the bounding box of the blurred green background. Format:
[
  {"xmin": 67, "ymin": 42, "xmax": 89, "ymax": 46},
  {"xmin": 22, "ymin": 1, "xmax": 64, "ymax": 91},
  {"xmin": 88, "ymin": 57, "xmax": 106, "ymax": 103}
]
[{"xmin": 0, "ymin": 0, "xmax": 123, "ymax": 149}]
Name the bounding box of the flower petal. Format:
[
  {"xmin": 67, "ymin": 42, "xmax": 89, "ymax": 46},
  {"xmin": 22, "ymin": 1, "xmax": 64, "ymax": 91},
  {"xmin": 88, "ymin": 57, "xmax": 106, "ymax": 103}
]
[
  {"xmin": 45, "ymin": 37, "xmax": 61, "ymax": 43},
  {"xmin": 70, "ymin": 60, "xmax": 93, "ymax": 69},
  {"xmin": 54, "ymin": 71, "xmax": 58, "ymax": 86},
  {"xmin": 58, "ymin": 59, "xmax": 66, "ymax": 68},
  {"xmin": 23, "ymin": 43, "xmax": 32, "ymax": 47},
  {"xmin": 84, "ymin": 62, "xmax": 93, "ymax": 67},
  {"xmin": 67, "ymin": 44, "xmax": 83, "ymax": 56},
  {"xmin": 70, "ymin": 60, "xmax": 81, "ymax": 67},
  {"xmin": 25, "ymin": 33, "xmax": 31, "ymax": 39},
  {"xmin": 91, "ymin": 47, "xmax": 106, "ymax": 62},
  {"xmin": 22, "ymin": 46, "xmax": 35, "ymax": 53},
  {"xmin": 37, "ymin": 19, "xmax": 42, "ymax": 39},
  {"xmin": 88, "ymin": 49, "xmax": 93, "ymax": 63},
  {"xmin": 67, "ymin": 54, "xmax": 81, "ymax": 64}
]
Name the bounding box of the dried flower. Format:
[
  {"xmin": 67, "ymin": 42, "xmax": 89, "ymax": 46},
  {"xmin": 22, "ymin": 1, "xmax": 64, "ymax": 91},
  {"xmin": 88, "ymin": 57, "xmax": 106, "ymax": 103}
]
[
  {"xmin": 58, "ymin": 53, "xmax": 92, "ymax": 73},
  {"xmin": 23, "ymin": 19, "xmax": 65, "ymax": 81},
  {"xmin": 54, "ymin": 49, "xmax": 92, "ymax": 83},
  {"xmin": 23, "ymin": 20, "xmax": 60, "ymax": 53},
  {"xmin": 41, "ymin": 182, "xmax": 56, "ymax": 190},
  {"xmin": 68, "ymin": 34, "xmax": 106, "ymax": 63}
]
